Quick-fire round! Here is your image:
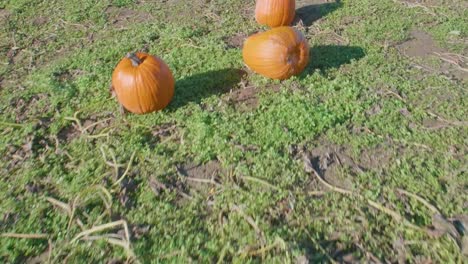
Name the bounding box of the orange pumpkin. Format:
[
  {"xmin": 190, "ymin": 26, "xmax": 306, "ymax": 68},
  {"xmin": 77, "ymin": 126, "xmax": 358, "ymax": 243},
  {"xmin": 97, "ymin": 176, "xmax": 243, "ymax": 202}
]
[
  {"xmin": 255, "ymin": 0, "xmax": 296, "ymax": 28},
  {"xmin": 111, "ymin": 52, "xmax": 175, "ymax": 114},
  {"xmin": 242, "ymin": 27, "xmax": 310, "ymax": 80}
]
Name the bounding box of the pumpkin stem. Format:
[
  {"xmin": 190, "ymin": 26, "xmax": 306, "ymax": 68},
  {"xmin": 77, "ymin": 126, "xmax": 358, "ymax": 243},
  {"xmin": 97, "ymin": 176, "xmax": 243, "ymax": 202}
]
[{"xmin": 126, "ymin": 53, "xmax": 142, "ymax": 67}]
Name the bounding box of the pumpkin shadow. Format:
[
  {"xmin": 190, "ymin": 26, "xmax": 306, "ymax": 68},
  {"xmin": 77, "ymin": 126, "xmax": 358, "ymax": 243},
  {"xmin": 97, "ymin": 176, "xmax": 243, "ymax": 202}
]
[
  {"xmin": 301, "ymin": 45, "xmax": 366, "ymax": 76},
  {"xmin": 169, "ymin": 68, "xmax": 246, "ymax": 109},
  {"xmin": 295, "ymin": 0, "xmax": 343, "ymax": 26}
]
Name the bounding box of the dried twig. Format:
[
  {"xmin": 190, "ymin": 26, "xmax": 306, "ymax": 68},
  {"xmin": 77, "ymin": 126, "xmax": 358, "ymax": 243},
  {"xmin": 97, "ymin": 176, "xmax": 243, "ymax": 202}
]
[
  {"xmin": 303, "ymin": 229, "xmax": 337, "ymax": 264},
  {"xmin": 396, "ymin": 188, "xmax": 440, "ymax": 214},
  {"xmin": 114, "ymin": 151, "xmax": 136, "ymax": 186},
  {"xmin": 64, "ymin": 111, "xmax": 112, "ymax": 140},
  {"xmin": 433, "ymin": 52, "xmax": 468, "ymax": 73},
  {"xmin": 391, "ymin": 0, "xmax": 438, "ymax": 16},
  {"xmin": 0, "ymin": 121, "xmax": 25, "ymax": 128},
  {"xmin": 158, "ymin": 250, "xmax": 184, "ymax": 260},
  {"xmin": 47, "ymin": 239, "xmax": 53, "ymax": 263},
  {"xmin": 185, "ymin": 176, "xmax": 222, "ymax": 187},
  {"xmin": 239, "ymin": 237, "xmax": 287, "ymax": 258},
  {"xmin": 427, "ymin": 111, "xmax": 468, "ymax": 127},
  {"xmin": 231, "ymin": 204, "xmax": 267, "ymax": 248},
  {"xmin": 46, "ymin": 197, "xmax": 72, "ymax": 215},
  {"xmin": 383, "ymin": 89, "xmax": 406, "ymax": 103},
  {"xmin": 71, "ymin": 219, "xmax": 130, "ymax": 244},
  {"xmin": 216, "ymin": 244, "xmax": 230, "ymax": 264},
  {"xmin": 240, "ymin": 175, "xmax": 280, "ymax": 191},
  {"xmin": 1, "ymin": 233, "xmax": 49, "ymax": 239},
  {"xmin": 354, "ymin": 242, "xmax": 383, "ymax": 264}
]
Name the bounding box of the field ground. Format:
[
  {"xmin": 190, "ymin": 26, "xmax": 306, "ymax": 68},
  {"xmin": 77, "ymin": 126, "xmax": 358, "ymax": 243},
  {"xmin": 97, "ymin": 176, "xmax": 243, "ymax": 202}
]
[{"xmin": 0, "ymin": 0, "xmax": 467, "ymax": 263}]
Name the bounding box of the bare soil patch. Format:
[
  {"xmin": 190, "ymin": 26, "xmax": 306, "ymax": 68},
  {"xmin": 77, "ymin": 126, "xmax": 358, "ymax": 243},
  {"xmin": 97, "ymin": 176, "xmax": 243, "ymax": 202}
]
[
  {"xmin": 176, "ymin": 160, "xmax": 224, "ymax": 192},
  {"xmin": 225, "ymin": 86, "xmax": 259, "ymax": 112},
  {"xmin": 57, "ymin": 123, "xmax": 81, "ymax": 142},
  {"xmin": 302, "ymin": 139, "xmax": 397, "ymax": 190},
  {"xmin": 223, "ymin": 84, "xmax": 281, "ymax": 112},
  {"xmin": 397, "ymin": 30, "xmax": 468, "ymax": 81},
  {"xmin": 106, "ymin": 6, "xmax": 153, "ymax": 28},
  {"xmin": 398, "ymin": 30, "xmax": 443, "ymax": 57}
]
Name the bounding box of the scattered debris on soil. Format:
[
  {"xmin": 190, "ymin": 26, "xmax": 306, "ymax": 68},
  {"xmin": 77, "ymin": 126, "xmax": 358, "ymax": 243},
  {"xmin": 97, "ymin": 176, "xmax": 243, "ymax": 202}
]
[{"xmin": 58, "ymin": 112, "xmax": 114, "ymax": 142}]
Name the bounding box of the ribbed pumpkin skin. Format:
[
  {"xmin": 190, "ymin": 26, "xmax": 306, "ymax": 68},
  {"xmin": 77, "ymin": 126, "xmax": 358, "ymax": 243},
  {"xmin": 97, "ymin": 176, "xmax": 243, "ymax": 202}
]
[
  {"xmin": 112, "ymin": 52, "xmax": 175, "ymax": 114},
  {"xmin": 255, "ymin": 0, "xmax": 295, "ymax": 28},
  {"xmin": 242, "ymin": 27, "xmax": 310, "ymax": 80}
]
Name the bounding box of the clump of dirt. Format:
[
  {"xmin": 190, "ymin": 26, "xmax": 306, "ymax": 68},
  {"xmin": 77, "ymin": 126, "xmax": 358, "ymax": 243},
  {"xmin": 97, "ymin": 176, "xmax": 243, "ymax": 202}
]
[
  {"xmin": 0, "ymin": 8, "xmax": 10, "ymax": 22},
  {"xmin": 57, "ymin": 124, "xmax": 80, "ymax": 142},
  {"xmin": 3, "ymin": 132, "xmax": 53, "ymax": 173},
  {"xmin": 9, "ymin": 94, "xmax": 50, "ymax": 123},
  {"xmin": 6, "ymin": 48, "xmax": 27, "ymax": 65},
  {"xmin": 117, "ymin": 178, "xmax": 138, "ymax": 209},
  {"xmin": 303, "ymin": 142, "xmax": 363, "ymax": 190},
  {"xmin": 176, "ymin": 160, "xmax": 224, "ymax": 192},
  {"xmin": 24, "ymin": 182, "xmax": 45, "ymax": 194},
  {"xmin": 365, "ymin": 103, "xmax": 382, "ymax": 117},
  {"xmin": 147, "ymin": 160, "xmax": 224, "ymax": 204},
  {"xmin": 225, "ymin": 86, "xmax": 260, "ymax": 111},
  {"xmin": 33, "ymin": 16, "xmax": 48, "ymax": 26},
  {"xmin": 106, "ymin": 6, "xmax": 153, "ymax": 28},
  {"xmin": 142, "ymin": 122, "xmax": 180, "ymax": 147},
  {"xmin": 151, "ymin": 122, "xmax": 178, "ymax": 142},
  {"xmin": 4, "ymin": 137, "xmax": 34, "ymax": 171},
  {"xmin": 223, "ymin": 83, "xmax": 281, "ymax": 112},
  {"xmin": 358, "ymin": 144, "xmax": 395, "ymax": 170},
  {"xmin": 397, "ymin": 30, "xmax": 468, "ymax": 81},
  {"xmin": 53, "ymin": 69, "xmax": 86, "ymax": 84},
  {"xmin": 224, "ymin": 33, "xmax": 247, "ymax": 49}
]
